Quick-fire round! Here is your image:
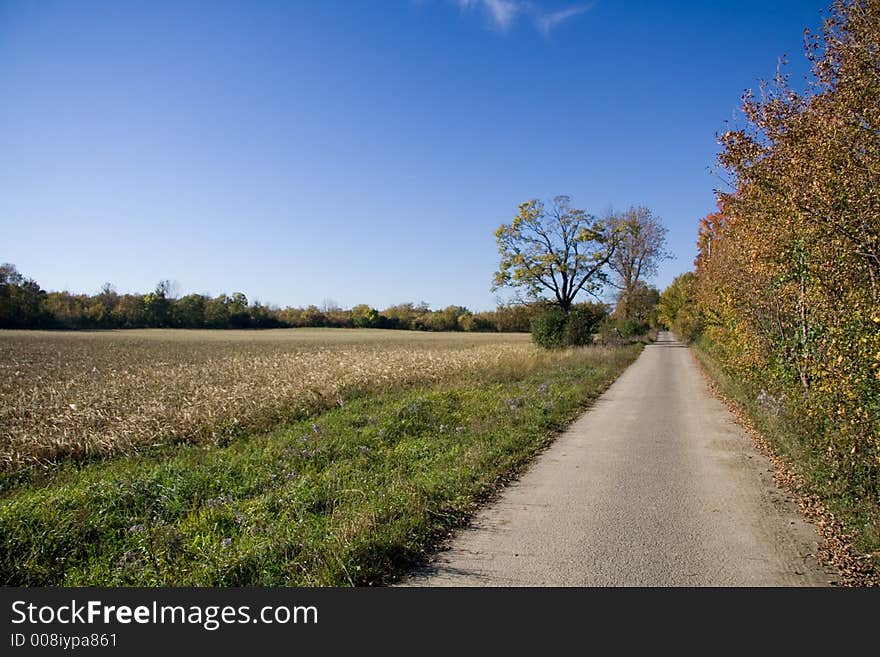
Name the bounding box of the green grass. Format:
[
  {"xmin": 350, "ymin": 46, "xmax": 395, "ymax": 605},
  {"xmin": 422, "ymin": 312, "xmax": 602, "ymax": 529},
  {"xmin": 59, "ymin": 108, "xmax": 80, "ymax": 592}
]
[
  {"xmin": 692, "ymin": 338, "xmax": 880, "ymax": 571},
  {"xmin": 0, "ymin": 344, "xmax": 641, "ymax": 586}
]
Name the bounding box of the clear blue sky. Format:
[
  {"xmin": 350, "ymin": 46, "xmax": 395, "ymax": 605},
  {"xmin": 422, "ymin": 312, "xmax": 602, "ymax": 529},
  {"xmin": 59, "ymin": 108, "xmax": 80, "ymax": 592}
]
[{"xmin": 1, "ymin": 0, "xmax": 827, "ymax": 311}]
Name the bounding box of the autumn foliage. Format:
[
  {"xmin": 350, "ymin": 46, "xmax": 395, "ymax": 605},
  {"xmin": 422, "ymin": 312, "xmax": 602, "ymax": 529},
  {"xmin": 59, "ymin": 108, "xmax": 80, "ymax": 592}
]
[{"xmin": 685, "ymin": 0, "xmax": 879, "ymax": 527}]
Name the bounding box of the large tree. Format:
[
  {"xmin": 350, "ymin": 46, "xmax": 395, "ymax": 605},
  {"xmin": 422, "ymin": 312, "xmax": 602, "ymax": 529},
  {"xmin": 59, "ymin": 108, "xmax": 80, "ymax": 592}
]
[
  {"xmin": 493, "ymin": 196, "xmax": 616, "ymax": 312},
  {"xmin": 609, "ymin": 206, "xmax": 670, "ymax": 320}
]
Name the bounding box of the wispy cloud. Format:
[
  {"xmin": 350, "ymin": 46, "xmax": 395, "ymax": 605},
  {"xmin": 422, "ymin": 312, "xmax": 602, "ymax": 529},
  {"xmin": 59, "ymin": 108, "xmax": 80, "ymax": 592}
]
[
  {"xmin": 533, "ymin": 4, "xmax": 592, "ymax": 38},
  {"xmin": 456, "ymin": 0, "xmax": 520, "ymax": 32},
  {"xmin": 452, "ymin": 1, "xmax": 592, "ymax": 36}
]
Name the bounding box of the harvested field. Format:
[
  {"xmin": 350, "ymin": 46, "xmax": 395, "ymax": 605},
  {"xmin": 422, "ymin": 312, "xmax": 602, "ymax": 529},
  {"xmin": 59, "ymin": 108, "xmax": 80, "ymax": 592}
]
[{"xmin": 0, "ymin": 328, "xmax": 580, "ymax": 472}]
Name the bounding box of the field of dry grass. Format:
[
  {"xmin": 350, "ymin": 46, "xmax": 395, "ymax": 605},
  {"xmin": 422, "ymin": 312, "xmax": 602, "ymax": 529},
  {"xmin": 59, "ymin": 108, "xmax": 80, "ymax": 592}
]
[{"xmin": 0, "ymin": 328, "xmax": 594, "ymax": 472}]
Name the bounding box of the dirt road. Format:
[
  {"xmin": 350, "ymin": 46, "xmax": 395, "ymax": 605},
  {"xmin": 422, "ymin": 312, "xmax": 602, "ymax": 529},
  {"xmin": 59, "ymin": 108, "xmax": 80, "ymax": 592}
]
[{"xmin": 401, "ymin": 332, "xmax": 834, "ymax": 586}]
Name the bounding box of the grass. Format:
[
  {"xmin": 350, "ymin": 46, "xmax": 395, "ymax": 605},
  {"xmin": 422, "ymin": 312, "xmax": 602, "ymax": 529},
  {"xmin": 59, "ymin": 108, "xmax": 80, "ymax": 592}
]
[
  {"xmin": 0, "ymin": 331, "xmax": 641, "ymax": 585},
  {"xmin": 692, "ymin": 338, "xmax": 880, "ymax": 575}
]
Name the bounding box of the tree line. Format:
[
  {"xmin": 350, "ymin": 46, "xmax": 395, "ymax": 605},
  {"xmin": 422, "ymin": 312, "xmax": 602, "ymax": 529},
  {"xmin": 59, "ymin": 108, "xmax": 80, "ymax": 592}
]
[
  {"xmin": 4, "ymin": 194, "xmax": 669, "ymax": 336},
  {"xmin": 0, "ymin": 263, "xmax": 547, "ymax": 332},
  {"xmin": 659, "ymin": 0, "xmax": 878, "ymax": 526}
]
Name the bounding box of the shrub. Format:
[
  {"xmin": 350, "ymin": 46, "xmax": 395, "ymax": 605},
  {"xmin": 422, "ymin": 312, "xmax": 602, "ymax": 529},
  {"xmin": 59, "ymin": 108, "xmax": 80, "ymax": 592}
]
[
  {"xmin": 531, "ymin": 303, "xmax": 608, "ymax": 349},
  {"xmin": 597, "ymin": 316, "xmax": 650, "ymax": 345},
  {"xmin": 530, "ymin": 307, "xmax": 568, "ymax": 349},
  {"xmin": 562, "ymin": 303, "xmax": 607, "ymax": 346}
]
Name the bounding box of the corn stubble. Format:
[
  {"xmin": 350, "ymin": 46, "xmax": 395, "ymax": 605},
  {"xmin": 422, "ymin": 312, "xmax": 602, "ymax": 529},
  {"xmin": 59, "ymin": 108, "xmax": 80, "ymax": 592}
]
[{"xmin": 0, "ymin": 328, "xmax": 604, "ymax": 472}]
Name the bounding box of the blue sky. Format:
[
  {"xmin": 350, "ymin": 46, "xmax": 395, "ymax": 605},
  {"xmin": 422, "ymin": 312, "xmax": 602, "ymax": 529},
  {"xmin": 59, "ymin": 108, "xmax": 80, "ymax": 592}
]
[{"xmin": 1, "ymin": 0, "xmax": 827, "ymax": 311}]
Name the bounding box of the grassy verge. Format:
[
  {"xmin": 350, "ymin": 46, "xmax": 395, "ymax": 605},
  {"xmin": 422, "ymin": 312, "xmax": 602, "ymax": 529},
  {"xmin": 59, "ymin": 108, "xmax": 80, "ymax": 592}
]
[
  {"xmin": 0, "ymin": 344, "xmax": 641, "ymax": 586},
  {"xmin": 692, "ymin": 338, "xmax": 880, "ymax": 583}
]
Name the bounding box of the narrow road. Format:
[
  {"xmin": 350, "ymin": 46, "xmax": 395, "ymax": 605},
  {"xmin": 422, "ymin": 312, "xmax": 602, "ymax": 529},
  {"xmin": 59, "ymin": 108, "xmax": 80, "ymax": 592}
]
[{"xmin": 402, "ymin": 332, "xmax": 834, "ymax": 586}]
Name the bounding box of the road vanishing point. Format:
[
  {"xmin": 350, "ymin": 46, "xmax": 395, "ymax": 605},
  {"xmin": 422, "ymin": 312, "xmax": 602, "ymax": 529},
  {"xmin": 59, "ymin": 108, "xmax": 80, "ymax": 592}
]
[{"xmin": 402, "ymin": 331, "xmax": 834, "ymax": 586}]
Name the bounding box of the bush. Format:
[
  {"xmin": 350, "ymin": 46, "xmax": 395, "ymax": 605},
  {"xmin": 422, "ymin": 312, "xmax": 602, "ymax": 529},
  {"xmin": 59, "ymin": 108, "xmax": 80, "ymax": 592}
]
[
  {"xmin": 597, "ymin": 317, "xmax": 651, "ymax": 345},
  {"xmin": 617, "ymin": 318, "xmax": 648, "ymax": 338},
  {"xmin": 531, "ymin": 303, "xmax": 608, "ymax": 349},
  {"xmin": 562, "ymin": 303, "xmax": 607, "ymax": 346},
  {"xmin": 530, "ymin": 307, "xmax": 568, "ymax": 349}
]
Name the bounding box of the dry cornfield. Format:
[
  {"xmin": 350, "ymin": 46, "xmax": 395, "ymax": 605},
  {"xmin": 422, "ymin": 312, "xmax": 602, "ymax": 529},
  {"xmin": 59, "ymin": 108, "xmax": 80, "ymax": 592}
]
[{"xmin": 0, "ymin": 328, "xmax": 601, "ymax": 472}]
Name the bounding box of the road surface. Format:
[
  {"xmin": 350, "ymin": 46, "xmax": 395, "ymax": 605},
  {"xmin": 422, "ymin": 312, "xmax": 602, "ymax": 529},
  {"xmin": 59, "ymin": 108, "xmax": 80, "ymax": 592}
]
[{"xmin": 401, "ymin": 331, "xmax": 833, "ymax": 586}]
